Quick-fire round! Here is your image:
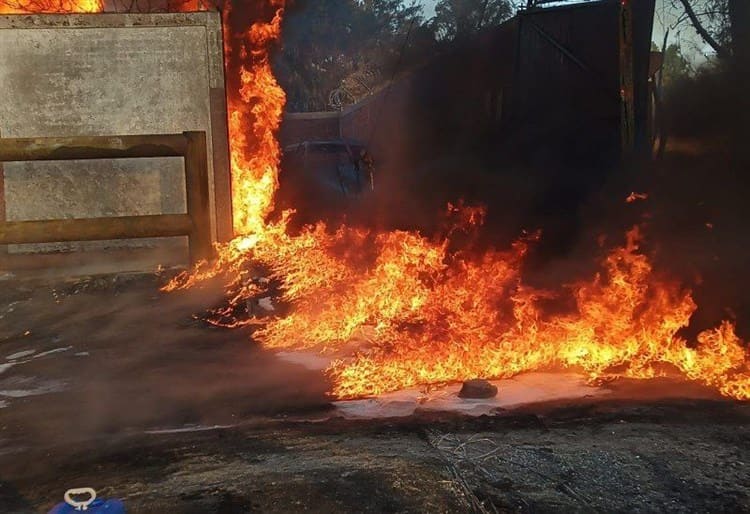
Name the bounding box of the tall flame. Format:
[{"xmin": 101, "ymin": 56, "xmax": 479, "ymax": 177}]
[
  {"xmin": 224, "ymin": 1, "xmax": 286, "ymax": 236},
  {"xmin": 0, "ymin": 0, "xmax": 101, "ymax": 13}
]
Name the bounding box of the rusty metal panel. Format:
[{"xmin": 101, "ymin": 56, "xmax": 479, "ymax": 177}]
[{"xmin": 513, "ymin": 0, "xmax": 655, "ymax": 157}]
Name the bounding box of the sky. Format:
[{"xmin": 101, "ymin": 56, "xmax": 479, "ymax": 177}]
[{"xmin": 414, "ymin": 0, "xmax": 437, "ymax": 18}]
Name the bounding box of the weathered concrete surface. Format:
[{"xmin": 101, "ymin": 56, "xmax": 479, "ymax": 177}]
[{"xmin": 0, "ymin": 13, "xmax": 230, "ymax": 258}]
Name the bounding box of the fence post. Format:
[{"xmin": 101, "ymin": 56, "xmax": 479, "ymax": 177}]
[
  {"xmin": 183, "ymin": 131, "xmax": 213, "ymax": 264},
  {"xmin": 0, "ymin": 129, "xmax": 6, "ymax": 259}
]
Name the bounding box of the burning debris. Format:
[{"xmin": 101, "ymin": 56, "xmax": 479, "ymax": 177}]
[{"xmin": 626, "ymin": 192, "xmax": 649, "ymax": 203}]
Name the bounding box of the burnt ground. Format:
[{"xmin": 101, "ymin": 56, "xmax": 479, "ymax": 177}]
[{"xmin": 0, "ymin": 273, "xmax": 749, "ymax": 513}]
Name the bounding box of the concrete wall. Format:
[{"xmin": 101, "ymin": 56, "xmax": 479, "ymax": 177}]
[
  {"xmin": 280, "ymin": 111, "xmax": 341, "ymax": 147},
  {"xmin": 0, "ymin": 13, "xmax": 231, "ymax": 258}
]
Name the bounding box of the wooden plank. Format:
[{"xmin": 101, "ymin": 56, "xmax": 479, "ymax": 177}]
[
  {"xmin": 0, "ymin": 214, "xmax": 193, "ymax": 245},
  {"xmin": 0, "ymin": 134, "xmax": 187, "ymax": 162},
  {"xmin": 183, "ymin": 131, "xmax": 214, "ymax": 263},
  {"xmin": 0, "ymin": 131, "xmax": 215, "ymax": 266},
  {"xmin": 209, "ymin": 87, "xmax": 234, "ymax": 242},
  {"xmin": 0, "ymin": 129, "xmax": 6, "ymax": 258}
]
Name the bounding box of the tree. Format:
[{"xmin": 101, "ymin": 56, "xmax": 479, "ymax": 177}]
[
  {"xmin": 431, "ymin": 0, "xmax": 512, "ymax": 42},
  {"xmin": 675, "ymin": 0, "xmax": 731, "ymax": 59},
  {"xmin": 673, "ymin": 0, "xmax": 748, "ymax": 66},
  {"xmin": 662, "ymin": 43, "xmax": 693, "ymax": 85},
  {"xmin": 274, "ymin": 0, "xmax": 426, "ymax": 111},
  {"xmin": 669, "ymin": 0, "xmax": 749, "ymax": 152}
]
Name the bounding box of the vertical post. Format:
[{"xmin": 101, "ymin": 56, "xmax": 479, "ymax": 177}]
[
  {"xmin": 210, "ymin": 88, "xmax": 235, "ymax": 243},
  {"xmin": 619, "ymin": 0, "xmax": 635, "ymax": 158},
  {"xmin": 0, "ymin": 129, "xmax": 6, "ymax": 260},
  {"xmin": 183, "ymin": 131, "xmax": 213, "ymax": 265},
  {"xmin": 512, "ymin": 13, "xmax": 524, "ymax": 127}
]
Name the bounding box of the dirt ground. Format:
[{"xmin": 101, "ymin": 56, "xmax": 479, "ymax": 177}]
[{"xmin": 1, "ymin": 273, "xmax": 749, "ymax": 513}]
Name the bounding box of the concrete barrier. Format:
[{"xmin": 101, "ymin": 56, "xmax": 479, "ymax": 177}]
[{"xmin": 0, "ymin": 12, "xmax": 231, "ymax": 265}]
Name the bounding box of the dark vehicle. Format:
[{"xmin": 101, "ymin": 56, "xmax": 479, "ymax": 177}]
[{"xmin": 277, "ymin": 139, "xmax": 374, "ymax": 226}]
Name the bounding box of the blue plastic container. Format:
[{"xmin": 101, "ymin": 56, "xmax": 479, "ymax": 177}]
[{"xmin": 48, "ymin": 489, "xmax": 125, "ymax": 513}]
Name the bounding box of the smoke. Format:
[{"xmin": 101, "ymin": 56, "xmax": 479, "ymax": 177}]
[
  {"xmin": 0, "ymin": 276, "xmax": 331, "ymax": 449},
  {"xmin": 642, "ymin": 64, "xmax": 750, "ymax": 340}
]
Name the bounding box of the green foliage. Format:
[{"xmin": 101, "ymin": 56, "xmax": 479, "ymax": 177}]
[
  {"xmin": 275, "ymin": 0, "xmax": 427, "ymax": 112},
  {"xmin": 704, "ymin": 0, "xmax": 732, "ymax": 49},
  {"xmin": 431, "ymin": 0, "xmax": 513, "ymax": 41},
  {"xmin": 274, "ymin": 0, "xmax": 516, "ymax": 111},
  {"xmin": 662, "ymin": 43, "xmax": 693, "ymax": 85}
]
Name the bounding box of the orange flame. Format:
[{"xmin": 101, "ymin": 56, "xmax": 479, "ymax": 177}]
[
  {"xmin": 239, "ymin": 222, "xmax": 748, "ymax": 400},
  {"xmin": 165, "ymin": 1, "xmax": 748, "ymax": 401},
  {"xmin": 626, "ymin": 191, "xmax": 649, "ymax": 203},
  {"xmin": 225, "ymin": 2, "xmax": 286, "ymax": 236},
  {"xmin": 0, "ymin": 0, "xmax": 101, "ymax": 13},
  {"xmin": 4, "ymin": 1, "xmax": 747, "ymax": 401}
]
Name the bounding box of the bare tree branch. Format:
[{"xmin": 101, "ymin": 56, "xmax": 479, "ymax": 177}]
[{"xmin": 677, "ymin": 0, "xmax": 732, "ymax": 59}]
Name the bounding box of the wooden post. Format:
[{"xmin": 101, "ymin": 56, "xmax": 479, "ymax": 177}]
[
  {"xmin": 0, "ymin": 134, "xmax": 187, "ymax": 161},
  {"xmin": 210, "ymin": 87, "xmax": 235, "ymax": 243},
  {"xmin": 0, "ymin": 214, "xmax": 193, "ymax": 244},
  {"xmin": 183, "ymin": 131, "xmax": 213, "ymax": 264},
  {"xmin": 0, "ymin": 129, "xmax": 6, "ymax": 259}
]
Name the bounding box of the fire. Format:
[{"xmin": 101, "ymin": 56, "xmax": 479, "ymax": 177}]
[
  {"xmin": 169, "ymin": 0, "xmax": 748, "ymax": 401},
  {"xmin": 4, "ymin": 1, "xmax": 748, "ymax": 401},
  {"xmin": 224, "ymin": 1, "xmax": 286, "ymax": 236},
  {"xmin": 626, "ymin": 191, "xmax": 649, "ymax": 203},
  {"xmin": 0, "ymin": 0, "xmax": 101, "ymax": 13},
  {"xmin": 239, "ymin": 220, "xmax": 749, "ymax": 400}
]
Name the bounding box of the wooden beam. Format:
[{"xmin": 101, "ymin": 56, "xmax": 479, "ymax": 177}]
[
  {"xmin": 0, "ymin": 134, "xmax": 187, "ymax": 162},
  {"xmin": 0, "ymin": 214, "xmax": 193, "ymax": 245},
  {"xmin": 0, "ymin": 131, "xmax": 214, "ymax": 265},
  {"xmin": 0, "ymin": 129, "xmax": 6, "ymax": 257},
  {"xmin": 183, "ymin": 131, "xmax": 214, "ymax": 263},
  {"xmin": 210, "ymin": 87, "xmax": 234, "ymax": 242}
]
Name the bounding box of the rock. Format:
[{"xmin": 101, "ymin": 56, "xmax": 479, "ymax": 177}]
[{"xmin": 458, "ymin": 379, "xmax": 498, "ymax": 399}]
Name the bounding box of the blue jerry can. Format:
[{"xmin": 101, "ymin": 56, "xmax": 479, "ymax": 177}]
[{"xmin": 48, "ymin": 488, "xmax": 125, "ymax": 513}]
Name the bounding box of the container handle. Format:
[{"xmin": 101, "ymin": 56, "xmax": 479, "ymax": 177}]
[{"xmin": 63, "ymin": 488, "xmax": 96, "ymax": 511}]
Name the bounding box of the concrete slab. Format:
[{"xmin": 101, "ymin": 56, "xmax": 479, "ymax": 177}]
[{"xmin": 0, "ymin": 12, "xmax": 231, "ymax": 263}]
